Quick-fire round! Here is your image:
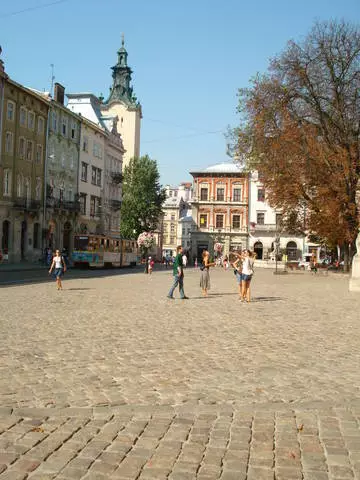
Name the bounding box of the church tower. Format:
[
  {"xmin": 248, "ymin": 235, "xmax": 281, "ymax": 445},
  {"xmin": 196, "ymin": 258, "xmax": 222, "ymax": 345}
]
[{"xmin": 101, "ymin": 35, "xmax": 142, "ymax": 167}]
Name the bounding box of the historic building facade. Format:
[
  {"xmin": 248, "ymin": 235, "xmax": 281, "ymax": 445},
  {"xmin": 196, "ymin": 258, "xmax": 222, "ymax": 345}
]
[
  {"xmin": 190, "ymin": 163, "xmax": 249, "ymax": 259},
  {"xmin": 162, "ymin": 183, "xmax": 192, "ymax": 257},
  {"xmin": 67, "ymin": 93, "xmax": 124, "ymax": 238},
  {"xmin": 0, "ymin": 78, "xmax": 49, "ymax": 262},
  {"xmin": 45, "ymin": 83, "xmax": 81, "ymax": 253}
]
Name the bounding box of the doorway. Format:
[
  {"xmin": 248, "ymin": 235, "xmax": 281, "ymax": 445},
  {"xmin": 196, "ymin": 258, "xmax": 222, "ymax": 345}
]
[
  {"xmin": 253, "ymin": 241, "xmax": 263, "ymax": 260},
  {"xmin": 2, "ymin": 220, "xmax": 10, "ymax": 254},
  {"xmin": 21, "ymin": 220, "xmax": 27, "ymax": 260}
]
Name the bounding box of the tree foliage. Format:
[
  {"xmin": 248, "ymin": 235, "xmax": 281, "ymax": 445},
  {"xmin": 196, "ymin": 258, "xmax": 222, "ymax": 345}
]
[
  {"xmin": 230, "ymin": 20, "xmax": 360, "ymax": 265},
  {"xmin": 120, "ymin": 155, "xmax": 166, "ymax": 239}
]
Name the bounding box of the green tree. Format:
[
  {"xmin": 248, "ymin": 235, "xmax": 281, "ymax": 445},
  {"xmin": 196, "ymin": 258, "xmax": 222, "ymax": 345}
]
[{"xmin": 120, "ymin": 155, "xmax": 166, "ymax": 239}]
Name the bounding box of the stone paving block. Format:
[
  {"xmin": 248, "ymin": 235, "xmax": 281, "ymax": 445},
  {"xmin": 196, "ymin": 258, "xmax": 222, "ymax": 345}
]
[{"xmin": 247, "ymin": 466, "xmax": 275, "ymax": 479}]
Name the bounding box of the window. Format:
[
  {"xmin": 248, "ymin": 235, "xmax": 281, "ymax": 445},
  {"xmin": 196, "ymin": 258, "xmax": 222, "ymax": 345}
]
[
  {"xmin": 33, "ymin": 223, "xmax": 40, "ymax": 249},
  {"xmin": 233, "ymin": 187, "xmax": 242, "ymax": 202},
  {"xmin": 37, "ymin": 117, "xmax": 44, "ymax": 134},
  {"xmin": 20, "ymin": 107, "xmax": 27, "ymax": 126},
  {"xmin": 182, "ymin": 228, "xmax": 185, "ymax": 235},
  {"xmin": 26, "ymin": 140, "xmax": 33, "ymax": 161},
  {"xmin": 91, "ymin": 166, "xmax": 97, "ymax": 185},
  {"xmin": 81, "ymin": 162, "xmax": 88, "ymax": 182},
  {"xmin": 83, "ymin": 136, "xmax": 88, "ymax": 152},
  {"xmin": 257, "ymin": 212, "xmax": 265, "ymax": 225},
  {"xmin": 163, "ymin": 224, "xmax": 167, "ymax": 232},
  {"xmin": 216, "ymin": 187, "xmax": 225, "ymax": 201},
  {"xmin": 71, "ymin": 121, "xmax": 76, "ymax": 139},
  {"xmin": 36, "ymin": 144, "xmax": 43, "ymax": 164},
  {"xmin": 200, "ymin": 187, "xmax": 208, "ymax": 201},
  {"xmin": 62, "ymin": 116, "xmax": 67, "ymax": 136},
  {"xmin": 232, "ymin": 215, "xmax": 241, "ymax": 229},
  {"xmin": 90, "ymin": 196, "xmax": 96, "ymax": 217},
  {"xmin": 35, "ymin": 178, "xmax": 41, "ymax": 201},
  {"xmin": 79, "ymin": 194, "xmax": 86, "ymax": 215},
  {"xmin": 174, "ymin": 191, "xmax": 178, "ymax": 197},
  {"xmin": 3, "ymin": 169, "xmax": 11, "ymax": 196},
  {"xmin": 19, "ymin": 137, "xmax": 25, "ymax": 158},
  {"xmin": 257, "ymin": 188, "xmax": 265, "ymax": 202},
  {"xmin": 59, "ymin": 188, "xmax": 64, "ymax": 202},
  {"xmin": 5, "ymin": 132, "xmax": 13, "ymax": 153},
  {"xmin": 170, "ymin": 236, "xmax": 175, "ymax": 244},
  {"xmin": 96, "ymin": 169, "xmax": 102, "ymax": 187},
  {"xmin": 17, "ymin": 175, "xmax": 23, "ymax": 197},
  {"xmin": 52, "ymin": 111, "xmax": 57, "ymax": 131},
  {"xmin": 170, "ymin": 224, "xmax": 175, "ymax": 233},
  {"xmin": 199, "ymin": 214, "xmax": 207, "ymax": 228},
  {"xmin": 171, "ymin": 214, "xmax": 175, "ymax": 221},
  {"xmin": 216, "ymin": 214, "xmax": 224, "ymax": 228},
  {"xmin": 28, "ymin": 111, "xmax": 35, "ymax": 130},
  {"xmin": 7, "ymin": 101, "xmax": 15, "ymax": 121}
]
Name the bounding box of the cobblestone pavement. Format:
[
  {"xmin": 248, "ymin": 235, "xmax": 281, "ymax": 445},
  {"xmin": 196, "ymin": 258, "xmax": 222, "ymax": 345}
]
[{"xmin": 0, "ymin": 268, "xmax": 359, "ymax": 479}]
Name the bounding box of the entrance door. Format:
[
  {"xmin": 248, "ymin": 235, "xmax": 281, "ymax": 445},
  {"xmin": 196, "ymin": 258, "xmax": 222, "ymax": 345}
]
[
  {"xmin": 254, "ymin": 241, "xmax": 263, "ymax": 260},
  {"xmin": 21, "ymin": 221, "xmax": 27, "ymax": 260},
  {"xmin": 63, "ymin": 221, "xmax": 71, "ymax": 251},
  {"xmin": 2, "ymin": 221, "xmax": 10, "ymax": 255}
]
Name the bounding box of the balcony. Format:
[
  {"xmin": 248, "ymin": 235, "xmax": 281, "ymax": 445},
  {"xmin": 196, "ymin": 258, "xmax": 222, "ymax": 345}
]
[
  {"xmin": 110, "ymin": 199, "xmax": 122, "ymax": 210},
  {"xmin": 251, "ymin": 224, "xmax": 277, "ymax": 232},
  {"xmin": 13, "ymin": 197, "xmax": 41, "ymax": 212},
  {"xmin": 192, "ymin": 196, "xmax": 249, "ymax": 204},
  {"xmin": 195, "ymin": 225, "xmax": 248, "ymax": 234},
  {"xmin": 46, "ymin": 198, "xmax": 80, "ymax": 212},
  {"xmin": 110, "ymin": 171, "xmax": 123, "ymax": 184}
]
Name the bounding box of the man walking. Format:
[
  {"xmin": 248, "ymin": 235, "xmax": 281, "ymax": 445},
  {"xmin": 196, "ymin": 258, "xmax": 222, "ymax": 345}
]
[{"xmin": 167, "ymin": 245, "xmax": 188, "ymax": 299}]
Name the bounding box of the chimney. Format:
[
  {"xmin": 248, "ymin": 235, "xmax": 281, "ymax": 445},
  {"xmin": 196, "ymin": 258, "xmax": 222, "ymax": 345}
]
[{"xmin": 54, "ymin": 82, "xmax": 65, "ymax": 105}]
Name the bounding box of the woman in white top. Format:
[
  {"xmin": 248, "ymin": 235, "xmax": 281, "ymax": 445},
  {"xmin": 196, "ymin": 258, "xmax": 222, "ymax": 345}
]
[
  {"xmin": 241, "ymin": 250, "xmax": 254, "ymax": 302},
  {"xmin": 49, "ymin": 249, "xmax": 66, "ymax": 290}
]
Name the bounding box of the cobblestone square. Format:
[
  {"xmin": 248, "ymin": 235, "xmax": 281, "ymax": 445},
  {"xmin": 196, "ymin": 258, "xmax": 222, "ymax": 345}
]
[{"xmin": 0, "ymin": 268, "xmax": 360, "ymax": 479}]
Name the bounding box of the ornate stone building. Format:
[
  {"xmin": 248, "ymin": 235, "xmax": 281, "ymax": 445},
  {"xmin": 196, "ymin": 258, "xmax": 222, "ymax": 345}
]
[
  {"xmin": 44, "ymin": 83, "xmax": 81, "ymax": 253},
  {"xmin": 0, "ymin": 77, "xmax": 49, "ymax": 262},
  {"xmin": 190, "ymin": 162, "xmax": 249, "ymax": 260}
]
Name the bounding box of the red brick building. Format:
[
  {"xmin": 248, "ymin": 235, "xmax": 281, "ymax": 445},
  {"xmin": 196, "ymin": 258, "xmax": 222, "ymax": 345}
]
[{"xmin": 190, "ymin": 162, "xmax": 249, "ymax": 260}]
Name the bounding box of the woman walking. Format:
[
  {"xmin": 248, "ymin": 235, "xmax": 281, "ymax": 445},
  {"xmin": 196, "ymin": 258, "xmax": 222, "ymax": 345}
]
[
  {"xmin": 241, "ymin": 250, "xmax": 254, "ymax": 302},
  {"xmin": 200, "ymin": 250, "xmax": 215, "ymax": 297},
  {"xmin": 232, "ymin": 252, "xmax": 243, "ymax": 299},
  {"xmin": 49, "ymin": 249, "xmax": 66, "ymax": 290}
]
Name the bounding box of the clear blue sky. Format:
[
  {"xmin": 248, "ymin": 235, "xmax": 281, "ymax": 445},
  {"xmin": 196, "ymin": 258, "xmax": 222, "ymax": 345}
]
[{"xmin": 1, "ymin": 0, "xmax": 359, "ymax": 186}]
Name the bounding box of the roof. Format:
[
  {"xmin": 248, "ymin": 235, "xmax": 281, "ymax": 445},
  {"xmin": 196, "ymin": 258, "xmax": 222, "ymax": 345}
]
[{"xmin": 190, "ymin": 162, "xmax": 244, "ymax": 175}]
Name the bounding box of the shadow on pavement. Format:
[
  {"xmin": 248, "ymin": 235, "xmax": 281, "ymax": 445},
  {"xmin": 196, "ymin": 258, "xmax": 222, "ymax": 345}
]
[{"xmin": 252, "ymin": 296, "xmax": 283, "ymax": 302}]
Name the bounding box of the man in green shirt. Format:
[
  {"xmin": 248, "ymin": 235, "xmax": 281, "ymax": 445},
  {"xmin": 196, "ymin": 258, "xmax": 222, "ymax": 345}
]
[{"xmin": 167, "ymin": 245, "xmax": 189, "ymax": 299}]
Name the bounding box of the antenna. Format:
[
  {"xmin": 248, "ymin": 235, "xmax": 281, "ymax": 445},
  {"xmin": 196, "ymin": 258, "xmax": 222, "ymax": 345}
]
[{"xmin": 50, "ymin": 63, "xmax": 55, "ymax": 95}]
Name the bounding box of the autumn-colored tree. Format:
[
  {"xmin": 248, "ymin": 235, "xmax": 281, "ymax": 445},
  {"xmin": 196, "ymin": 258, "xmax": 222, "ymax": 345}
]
[{"xmin": 229, "ymin": 20, "xmax": 360, "ymax": 269}]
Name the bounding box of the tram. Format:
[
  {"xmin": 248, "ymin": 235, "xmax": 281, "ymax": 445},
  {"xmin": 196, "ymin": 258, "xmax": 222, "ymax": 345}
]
[{"xmin": 72, "ymin": 234, "xmax": 139, "ymax": 268}]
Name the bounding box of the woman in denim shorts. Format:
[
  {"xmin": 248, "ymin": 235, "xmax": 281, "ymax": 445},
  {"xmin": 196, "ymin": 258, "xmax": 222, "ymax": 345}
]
[{"xmin": 241, "ymin": 250, "xmax": 254, "ymax": 302}]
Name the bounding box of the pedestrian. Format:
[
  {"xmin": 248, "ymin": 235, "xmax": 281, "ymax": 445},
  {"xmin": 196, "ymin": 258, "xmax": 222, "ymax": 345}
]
[
  {"xmin": 148, "ymin": 256, "xmax": 155, "ymax": 275},
  {"xmin": 231, "ymin": 252, "xmax": 243, "ymax": 299},
  {"xmin": 223, "ymin": 255, "xmax": 229, "ymax": 270},
  {"xmin": 194, "ymin": 257, "xmax": 198, "ymax": 268},
  {"xmin": 241, "ymin": 250, "xmax": 254, "ymax": 302},
  {"xmin": 49, "ymin": 249, "xmax": 66, "ymax": 290},
  {"xmin": 182, "ymin": 253, "xmax": 188, "ymax": 268},
  {"xmin": 167, "ymin": 245, "xmax": 188, "ymax": 299},
  {"xmin": 200, "ymin": 250, "xmax": 215, "ymax": 297}
]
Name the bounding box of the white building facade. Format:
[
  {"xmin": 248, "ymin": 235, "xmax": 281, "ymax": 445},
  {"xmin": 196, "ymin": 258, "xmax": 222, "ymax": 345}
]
[{"xmin": 249, "ymin": 171, "xmax": 305, "ymax": 261}]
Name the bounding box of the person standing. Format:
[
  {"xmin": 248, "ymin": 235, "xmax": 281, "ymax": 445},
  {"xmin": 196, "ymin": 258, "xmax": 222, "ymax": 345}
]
[
  {"xmin": 182, "ymin": 253, "xmax": 188, "ymax": 268},
  {"xmin": 200, "ymin": 250, "xmax": 215, "ymax": 297},
  {"xmin": 241, "ymin": 250, "xmax": 254, "ymax": 302},
  {"xmin": 49, "ymin": 249, "xmax": 66, "ymax": 290},
  {"xmin": 232, "ymin": 252, "xmax": 243, "ymax": 299},
  {"xmin": 167, "ymin": 245, "xmax": 188, "ymax": 299},
  {"xmin": 148, "ymin": 256, "xmax": 155, "ymax": 275}
]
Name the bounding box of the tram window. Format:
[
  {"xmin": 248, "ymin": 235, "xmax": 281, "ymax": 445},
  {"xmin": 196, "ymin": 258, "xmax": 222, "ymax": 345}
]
[
  {"xmin": 89, "ymin": 237, "xmax": 99, "ymax": 251},
  {"xmin": 74, "ymin": 236, "xmax": 89, "ymax": 251}
]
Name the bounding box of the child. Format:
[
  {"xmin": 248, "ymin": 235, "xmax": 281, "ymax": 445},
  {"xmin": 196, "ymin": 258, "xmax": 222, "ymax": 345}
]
[{"xmin": 148, "ymin": 256, "xmax": 155, "ymax": 275}]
